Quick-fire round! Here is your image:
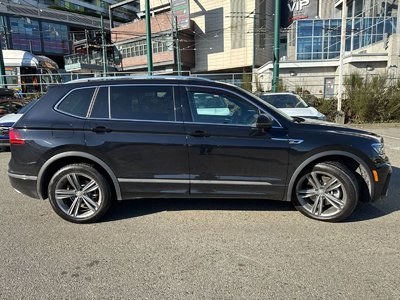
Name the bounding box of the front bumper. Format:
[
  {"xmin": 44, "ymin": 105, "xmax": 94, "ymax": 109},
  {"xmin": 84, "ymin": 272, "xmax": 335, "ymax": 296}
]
[{"xmin": 371, "ymin": 162, "xmax": 392, "ymax": 201}]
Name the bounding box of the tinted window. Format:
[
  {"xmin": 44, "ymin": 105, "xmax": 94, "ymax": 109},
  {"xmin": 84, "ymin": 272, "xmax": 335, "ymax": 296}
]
[
  {"xmin": 110, "ymin": 86, "xmax": 175, "ymax": 121},
  {"xmin": 58, "ymin": 88, "xmax": 95, "ymax": 117},
  {"xmin": 187, "ymin": 91, "xmax": 259, "ymax": 126},
  {"xmin": 90, "ymin": 87, "xmax": 109, "ymax": 119}
]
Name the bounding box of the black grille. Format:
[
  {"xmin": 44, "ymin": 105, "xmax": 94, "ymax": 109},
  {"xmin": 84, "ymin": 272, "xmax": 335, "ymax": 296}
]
[{"xmin": 0, "ymin": 127, "xmax": 9, "ymax": 136}]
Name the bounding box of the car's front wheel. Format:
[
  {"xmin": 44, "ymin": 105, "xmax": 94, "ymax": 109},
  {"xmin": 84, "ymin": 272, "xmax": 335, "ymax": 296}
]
[
  {"xmin": 293, "ymin": 162, "xmax": 359, "ymax": 222},
  {"xmin": 48, "ymin": 164, "xmax": 112, "ymax": 223}
]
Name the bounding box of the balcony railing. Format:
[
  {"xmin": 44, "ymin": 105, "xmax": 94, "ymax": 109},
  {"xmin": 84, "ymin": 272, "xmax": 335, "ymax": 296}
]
[{"xmin": 64, "ymin": 53, "xmax": 114, "ymax": 68}]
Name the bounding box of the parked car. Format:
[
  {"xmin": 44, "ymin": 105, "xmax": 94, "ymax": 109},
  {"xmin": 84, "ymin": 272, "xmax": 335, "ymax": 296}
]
[
  {"xmin": 257, "ymin": 92, "xmax": 326, "ymax": 120},
  {"xmin": 0, "ymin": 87, "xmax": 25, "ymax": 115},
  {"xmin": 8, "ymin": 76, "xmax": 391, "ymax": 223},
  {"xmin": 0, "ymin": 100, "xmax": 38, "ymax": 150}
]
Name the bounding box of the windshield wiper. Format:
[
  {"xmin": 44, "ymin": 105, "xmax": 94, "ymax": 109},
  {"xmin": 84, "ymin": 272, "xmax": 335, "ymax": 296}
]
[{"xmin": 292, "ymin": 116, "xmax": 306, "ymax": 123}]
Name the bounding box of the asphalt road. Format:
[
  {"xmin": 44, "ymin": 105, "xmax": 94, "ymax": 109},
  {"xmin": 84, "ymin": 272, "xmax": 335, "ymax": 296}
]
[{"xmin": 0, "ymin": 126, "xmax": 399, "ymax": 299}]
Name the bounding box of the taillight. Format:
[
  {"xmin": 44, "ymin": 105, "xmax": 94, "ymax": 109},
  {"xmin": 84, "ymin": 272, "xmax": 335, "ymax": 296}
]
[{"xmin": 9, "ymin": 128, "xmax": 25, "ymax": 145}]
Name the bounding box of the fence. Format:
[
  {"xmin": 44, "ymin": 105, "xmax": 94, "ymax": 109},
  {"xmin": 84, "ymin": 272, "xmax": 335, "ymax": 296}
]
[{"xmin": 1, "ymin": 72, "xmax": 399, "ymax": 102}]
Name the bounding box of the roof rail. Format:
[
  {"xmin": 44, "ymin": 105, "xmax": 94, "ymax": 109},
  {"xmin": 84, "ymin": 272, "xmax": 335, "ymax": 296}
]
[{"xmin": 65, "ymin": 75, "xmax": 214, "ymax": 84}]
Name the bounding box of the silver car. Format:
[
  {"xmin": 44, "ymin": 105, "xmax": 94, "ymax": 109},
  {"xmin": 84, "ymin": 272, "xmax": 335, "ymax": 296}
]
[{"xmin": 258, "ymin": 92, "xmax": 326, "ymax": 120}]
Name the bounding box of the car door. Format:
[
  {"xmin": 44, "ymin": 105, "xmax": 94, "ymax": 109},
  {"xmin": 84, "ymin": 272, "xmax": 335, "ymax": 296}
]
[
  {"xmin": 84, "ymin": 84, "xmax": 189, "ymax": 199},
  {"xmin": 180, "ymin": 85, "xmax": 290, "ymax": 200}
]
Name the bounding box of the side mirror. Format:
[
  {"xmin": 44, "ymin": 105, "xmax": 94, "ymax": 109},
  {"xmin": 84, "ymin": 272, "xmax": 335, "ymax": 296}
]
[{"xmin": 256, "ymin": 114, "xmax": 274, "ymax": 130}]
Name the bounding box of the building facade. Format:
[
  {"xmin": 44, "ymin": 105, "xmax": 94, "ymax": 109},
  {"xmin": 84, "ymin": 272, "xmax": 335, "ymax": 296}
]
[
  {"xmin": 112, "ymin": 12, "xmax": 195, "ymax": 73},
  {"xmin": 110, "ymin": 0, "xmax": 275, "ymax": 76},
  {"xmin": 0, "ymin": 0, "xmax": 116, "ymax": 68},
  {"xmin": 258, "ymin": 0, "xmax": 400, "ymax": 97},
  {"xmin": 23, "ymin": 0, "xmax": 138, "ymax": 22}
]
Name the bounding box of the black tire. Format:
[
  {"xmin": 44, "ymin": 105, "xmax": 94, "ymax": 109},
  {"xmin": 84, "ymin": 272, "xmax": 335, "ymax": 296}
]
[
  {"xmin": 292, "ymin": 161, "xmax": 359, "ymax": 222},
  {"xmin": 48, "ymin": 164, "xmax": 112, "ymax": 223}
]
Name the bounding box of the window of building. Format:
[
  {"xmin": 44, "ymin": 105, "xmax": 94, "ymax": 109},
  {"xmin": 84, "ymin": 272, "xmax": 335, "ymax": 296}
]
[
  {"xmin": 42, "ymin": 21, "xmax": 69, "ymax": 54},
  {"xmin": 296, "ymin": 16, "xmax": 397, "ymax": 60},
  {"xmin": 10, "ymin": 17, "xmax": 42, "ymax": 52},
  {"xmin": 117, "ymin": 37, "xmax": 173, "ymax": 59}
]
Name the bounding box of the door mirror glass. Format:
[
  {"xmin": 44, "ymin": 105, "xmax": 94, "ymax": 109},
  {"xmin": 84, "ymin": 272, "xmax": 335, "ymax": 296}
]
[{"xmin": 256, "ymin": 114, "xmax": 273, "ymax": 130}]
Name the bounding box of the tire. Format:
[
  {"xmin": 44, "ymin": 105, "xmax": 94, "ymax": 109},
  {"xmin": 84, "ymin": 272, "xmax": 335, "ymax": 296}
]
[
  {"xmin": 292, "ymin": 161, "xmax": 359, "ymax": 222},
  {"xmin": 48, "ymin": 164, "xmax": 112, "ymax": 223}
]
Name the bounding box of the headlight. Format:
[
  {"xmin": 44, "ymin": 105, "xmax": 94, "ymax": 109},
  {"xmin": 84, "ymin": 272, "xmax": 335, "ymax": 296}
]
[{"xmin": 372, "ymin": 143, "xmax": 385, "ymax": 156}]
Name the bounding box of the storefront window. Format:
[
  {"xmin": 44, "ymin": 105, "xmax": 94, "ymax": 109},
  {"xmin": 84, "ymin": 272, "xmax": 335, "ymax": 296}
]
[
  {"xmin": 42, "ymin": 22, "xmax": 69, "ymax": 54},
  {"xmin": 10, "ymin": 17, "xmax": 42, "ymax": 52},
  {"xmin": 296, "ymin": 16, "xmax": 397, "ymax": 60}
]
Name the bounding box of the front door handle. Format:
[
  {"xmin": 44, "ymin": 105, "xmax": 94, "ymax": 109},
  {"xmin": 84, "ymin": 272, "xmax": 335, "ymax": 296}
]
[
  {"xmin": 92, "ymin": 126, "xmax": 112, "ymax": 133},
  {"xmin": 189, "ymin": 130, "xmax": 210, "ymax": 137}
]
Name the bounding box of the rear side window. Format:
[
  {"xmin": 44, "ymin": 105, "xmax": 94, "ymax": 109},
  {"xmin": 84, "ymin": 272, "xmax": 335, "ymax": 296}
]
[
  {"xmin": 90, "ymin": 87, "xmax": 109, "ymax": 118},
  {"xmin": 109, "ymin": 86, "xmax": 175, "ymax": 121},
  {"xmin": 57, "ymin": 88, "xmax": 95, "ymax": 117}
]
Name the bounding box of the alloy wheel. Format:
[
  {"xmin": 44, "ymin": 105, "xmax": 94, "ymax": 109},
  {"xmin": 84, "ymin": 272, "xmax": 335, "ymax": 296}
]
[
  {"xmin": 295, "ymin": 171, "xmax": 347, "ymax": 218},
  {"xmin": 54, "ymin": 172, "xmax": 102, "ymax": 219}
]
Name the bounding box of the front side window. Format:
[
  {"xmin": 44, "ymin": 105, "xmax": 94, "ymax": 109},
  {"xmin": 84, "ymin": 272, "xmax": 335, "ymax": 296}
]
[
  {"xmin": 187, "ymin": 90, "xmax": 259, "ymax": 126},
  {"xmin": 110, "ymin": 86, "xmax": 175, "ymax": 122},
  {"xmin": 57, "ymin": 88, "xmax": 95, "ymax": 117}
]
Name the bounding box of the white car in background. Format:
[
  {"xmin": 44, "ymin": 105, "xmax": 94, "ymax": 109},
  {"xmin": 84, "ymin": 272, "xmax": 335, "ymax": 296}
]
[
  {"xmin": 0, "ymin": 99, "xmax": 38, "ymax": 150},
  {"xmin": 257, "ymin": 92, "xmax": 326, "ymax": 121}
]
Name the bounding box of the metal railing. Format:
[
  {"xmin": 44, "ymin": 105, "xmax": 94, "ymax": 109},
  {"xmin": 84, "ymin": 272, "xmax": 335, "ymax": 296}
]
[{"xmin": 1, "ymin": 72, "xmax": 399, "ymax": 100}]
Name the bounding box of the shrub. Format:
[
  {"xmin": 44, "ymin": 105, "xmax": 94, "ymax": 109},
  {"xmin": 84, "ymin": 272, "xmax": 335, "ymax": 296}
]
[{"xmin": 344, "ymin": 73, "xmax": 400, "ymax": 123}]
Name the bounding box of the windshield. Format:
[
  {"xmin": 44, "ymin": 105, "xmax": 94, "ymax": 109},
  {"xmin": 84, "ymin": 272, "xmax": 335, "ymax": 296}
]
[
  {"xmin": 258, "ymin": 94, "xmax": 309, "ymax": 109},
  {"xmin": 231, "ymin": 85, "xmax": 294, "ymax": 122}
]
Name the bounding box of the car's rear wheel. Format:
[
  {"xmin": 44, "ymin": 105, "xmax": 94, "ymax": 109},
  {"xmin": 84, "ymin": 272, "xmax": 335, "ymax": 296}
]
[
  {"xmin": 293, "ymin": 162, "xmax": 359, "ymax": 222},
  {"xmin": 48, "ymin": 164, "xmax": 112, "ymax": 223}
]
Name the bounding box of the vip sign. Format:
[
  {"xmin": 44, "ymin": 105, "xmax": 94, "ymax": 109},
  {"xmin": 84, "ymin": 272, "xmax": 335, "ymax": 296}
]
[
  {"xmin": 289, "ymin": 0, "xmax": 311, "ymax": 12},
  {"xmin": 290, "ymin": 0, "xmax": 318, "ymax": 21},
  {"xmin": 281, "ymin": 0, "xmax": 318, "ymax": 28}
]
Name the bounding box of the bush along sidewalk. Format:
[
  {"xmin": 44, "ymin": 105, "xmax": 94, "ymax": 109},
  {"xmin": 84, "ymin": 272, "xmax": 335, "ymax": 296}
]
[{"xmin": 313, "ymin": 73, "xmax": 400, "ymax": 123}]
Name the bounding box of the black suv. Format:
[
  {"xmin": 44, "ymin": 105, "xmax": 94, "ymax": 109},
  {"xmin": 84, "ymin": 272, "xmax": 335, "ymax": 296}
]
[{"xmin": 8, "ymin": 77, "xmax": 391, "ymax": 223}]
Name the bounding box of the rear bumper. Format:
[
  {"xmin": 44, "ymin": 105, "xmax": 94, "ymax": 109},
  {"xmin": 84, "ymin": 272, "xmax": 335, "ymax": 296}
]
[
  {"xmin": 371, "ymin": 162, "xmax": 392, "ymax": 201},
  {"xmin": 8, "ymin": 172, "xmax": 40, "ymax": 199}
]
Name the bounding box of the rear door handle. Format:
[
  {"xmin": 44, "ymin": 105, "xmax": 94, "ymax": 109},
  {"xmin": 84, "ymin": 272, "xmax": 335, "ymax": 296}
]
[
  {"xmin": 92, "ymin": 126, "xmax": 112, "ymax": 133},
  {"xmin": 189, "ymin": 130, "xmax": 210, "ymax": 137}
]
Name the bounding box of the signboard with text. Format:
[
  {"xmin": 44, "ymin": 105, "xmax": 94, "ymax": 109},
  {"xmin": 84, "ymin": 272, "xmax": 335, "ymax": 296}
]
[
  {"xmin": 281, "ymin": 0, "xmax": 319, "ymax": 28},
  {"xmin": 171, "ymin": 0, "xmax": 190, "ymax": 30}
]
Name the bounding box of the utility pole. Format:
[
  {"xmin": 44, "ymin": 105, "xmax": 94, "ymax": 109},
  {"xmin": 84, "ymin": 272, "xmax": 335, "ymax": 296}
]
[
  {"xmin": 101, "ymin": 15, "xmax": 108, "ymax": 77},
  {"xmin": 252, "ymin": 9, "xmax": 256, "ymax": 80},
  {"xmin": 337, "ymin": 0, "xmax": 348, "ymax": 124},
  {"xmin": 0, "ymin": 42, "xmax": 5, "ymax": 87},
  {"xmin": 272, "ymin": 0, "xmax": 281, "ymax": 92},
  {"xmin": 0, "ymin": 20, "xmax": 7, "ymax": 87},
  {"xmin": 84, "ymin": 29, "xmax": 90, "ymax": 59},
  {"xmin": 175, "ymin": 16, "xmax": 182, "ymax": 76},
  {"xmin": 145, "ymin": 0, "xmax": 153, "ymax": 75}
]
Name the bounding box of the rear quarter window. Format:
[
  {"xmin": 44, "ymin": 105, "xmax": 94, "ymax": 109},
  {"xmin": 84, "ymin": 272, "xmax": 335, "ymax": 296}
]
[{"xmin": 57, "ymin": 88, "xmax": 95, "ymax": 117}]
